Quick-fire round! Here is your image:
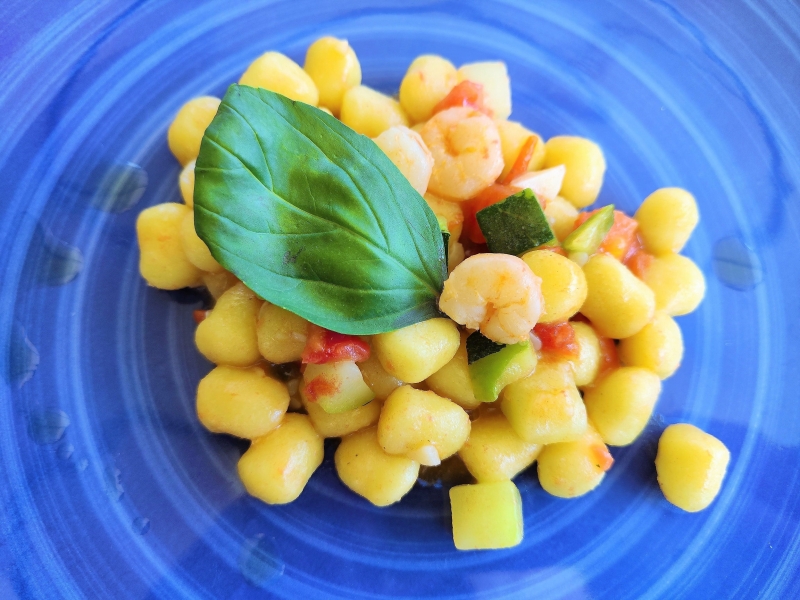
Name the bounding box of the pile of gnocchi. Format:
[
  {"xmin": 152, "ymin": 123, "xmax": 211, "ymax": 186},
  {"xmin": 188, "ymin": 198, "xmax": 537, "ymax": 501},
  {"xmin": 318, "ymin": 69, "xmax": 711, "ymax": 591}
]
[{"xmin": 136, "ymin": 36, "xmax": 730, "ymax": 551}]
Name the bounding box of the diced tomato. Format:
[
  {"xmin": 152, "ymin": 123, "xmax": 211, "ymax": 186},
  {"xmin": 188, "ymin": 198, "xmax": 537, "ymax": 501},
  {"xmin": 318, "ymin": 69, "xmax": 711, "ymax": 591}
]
[
  {"xmin": 573, "ymin": 209, "xmax": 639, "ymax": 260},
  {"xmin": 432, "ymin": 80, "xmax": 491, "ymax": 116},
  {"xmin": 463, "ymin": 184, "xmax": 521, "ymax": 244},
  {"xmin": 501, "ymin": 135, "xmax": 538, "ymax": 184},
  {"xmin": 301, "ymin": 324, "xmax": 370, "ymax": 364},
  {"xmin": 303, "ymin": 375, "xmax": 340, "ymax": 403},
  {"xmin": 533, "ymin": 322, "xmax": 579, "ymax": 359},
  {"xmin": 193, "ymin": 309, "xmax": 209, "ymax": 324},
  {"xmin": 622, "ymin": 234, "xmax": 654, "ymax": 279},
  {"xmin": 596, "ymin": 334, "xmax": 620, "ymax": 378},
  {"xmin": 591, "ymin": 443, "xmax": 614, "ymax": 471}
]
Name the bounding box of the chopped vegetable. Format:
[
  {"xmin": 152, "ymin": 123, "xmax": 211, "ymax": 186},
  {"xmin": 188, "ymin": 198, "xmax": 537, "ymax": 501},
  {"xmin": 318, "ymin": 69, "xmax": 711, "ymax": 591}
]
[
  {"xmin": 563, "ymin": 204, "xmax": 615, "ymax": 255},
  {"xmin": 466, "ymin": 330, "xmax": 505, "ymax": 363},
  {"xmin": 574, "ymin": 208, "xmax": 639, "ymax": 260},
  {"xmin": 432, "ymin": 80, "xmax": 489, "ymax": 115},
  {"xmin": 533, "ymin": 322, "xmax": 579, "ymax": 359},
  {"xmin": 463, "ymin": 184, "xmax": 521, "ymax": 244},
  {"xmin": 476, "ymin": 188, "xmax": 556, "ymax": 256},
  {"xmin": 437, "ymin": 215, "xmax": 451, "ymax": 264},
  {"xmin": 303, "ymin": 360, "xmax": 375, "ymax": 413},
  {"xmin": 466, "ymin": 331, "xmax": 537, "ymax": 402},
  {"xmin": 622, "ymin": 235, "xmax": 654, "ymax": 278},
  {"xmin": 449, "ymin": 481, "xmax": 524, "ymax": 550},
  {"xmin": 301, "ymin": 324, "xmax": 370, "ymax": 364},
  {"xmin": 509, "ymin": 165, "xmax": 566, "ymax": 202},
  {"xmin": 501, "ymin": 135, "xmax": 537, "ymax": 184}
]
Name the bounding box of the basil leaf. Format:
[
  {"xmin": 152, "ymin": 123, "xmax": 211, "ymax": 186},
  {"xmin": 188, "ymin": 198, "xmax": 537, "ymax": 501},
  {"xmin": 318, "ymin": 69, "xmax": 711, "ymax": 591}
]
[{"xmin": 194, "ymin": 85, "xmax": 446, "ymax": 334}]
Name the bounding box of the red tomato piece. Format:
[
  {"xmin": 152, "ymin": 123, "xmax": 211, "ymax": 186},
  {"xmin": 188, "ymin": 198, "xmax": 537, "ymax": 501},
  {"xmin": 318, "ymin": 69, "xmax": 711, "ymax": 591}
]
[
  {"xmin": 573, "ymin": 209, "xmax": 639, "ymax": 260},
  {"xmin": 301, "ymin": 324, "xmax": 371, "ymax": 364},
  {"xmin": 533, "ymin": 322, "xmax": 579, "ymax": 359},
  {"xmin": 501, "ymin": 135, "xmax": 538, "ymax": 184},
  {"xmin": 591, "ymin": 443, "xmax": 615, "ymax": 472},
  {"xmin": 193, "ymin": 309, "xmax": 209, "ymax": 324},
  {"xmin": 463, "ymin": 184, "xmax": 522, "ymax": 244},
  {"xmin": 622, "ymin": 234, "xmax": 654, "ymax": 279},
  {"xmin": 432, "ymin": 80, "xmax": 491, "ymax": 116}
]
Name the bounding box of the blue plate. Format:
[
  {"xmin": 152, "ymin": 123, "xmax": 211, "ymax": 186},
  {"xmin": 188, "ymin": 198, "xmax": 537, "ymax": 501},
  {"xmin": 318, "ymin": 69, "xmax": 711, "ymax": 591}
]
[{"xmin": 2, "ymin": 1, "xmax": 799, "ymax": 598}]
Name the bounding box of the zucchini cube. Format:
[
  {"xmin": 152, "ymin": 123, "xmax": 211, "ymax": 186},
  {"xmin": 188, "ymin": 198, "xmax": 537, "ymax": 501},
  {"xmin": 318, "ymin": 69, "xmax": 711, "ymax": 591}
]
[
  {"xmin": 449, "ymin": 481, "xmax": 524, "ymax": 550},
  {"xmin": 476, "ymin": 188, "xmax": 556, "ymax": 256}
]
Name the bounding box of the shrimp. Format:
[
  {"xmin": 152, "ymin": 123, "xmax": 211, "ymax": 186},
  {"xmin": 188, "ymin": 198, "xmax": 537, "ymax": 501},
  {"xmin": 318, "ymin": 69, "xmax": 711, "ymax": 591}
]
[
  {"xmin": 420, "ymin": 106, "xmax": 504, "ymax": 201},
  {"xmin": 373, "ymin": 126, "xmax": 434, "ymax": 195},
  {"xmin": 439, "ymin": 254, "xmax": 543, "ymax": 345}
]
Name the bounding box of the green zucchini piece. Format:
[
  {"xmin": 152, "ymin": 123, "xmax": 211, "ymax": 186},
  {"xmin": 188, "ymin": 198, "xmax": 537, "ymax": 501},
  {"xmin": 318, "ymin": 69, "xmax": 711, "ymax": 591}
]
[
  {"xmin": 466, "ymin": 332, "xmax": 538, "ymax": 402},
  {"xmin": 437, "ymin": 215, "xmax": 451, "ymax": 264},
  {"xmin": 476, "ymin": 188, "xmax": 556, "ymax": 256},
  {"xmin": 562, "ymin": 204, "xmax": 615, "ymax": 255},
  {"xmin": 303, "ymin": 361, "xmax": 375, "ymax": 414}
]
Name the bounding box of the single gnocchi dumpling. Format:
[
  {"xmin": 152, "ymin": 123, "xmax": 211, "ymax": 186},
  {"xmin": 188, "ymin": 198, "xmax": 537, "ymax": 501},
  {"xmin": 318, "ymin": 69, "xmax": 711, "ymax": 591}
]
[
  {"xmin": 195, "ymin": 282, "xmax": 263, "ymax": 367},
  {"xmin": 335, "ymin": 426, "xmax": 419, "ymax": 507},
  {"xmin": 137, "ymin": 203, "xmax": 203, "ymax": 290},
  {"xmin": 537, "ymin": 423, "xmax": 613, "ymax": 498},
  {"xmin": 542, "ymin": 135, "xmax": 606, "ymax": 208},
  {"xmin": 239, "ymin": 51, "xmax": 319, "ymax": 106},
  {"xmin": 635, "ymin": 188, "xmax": 699, "ymax": 255},
  {"xmin": 340, "ymin": 85, "xmax": 409, "ymax": 137},
  {"xmin": 167, "ymin": 96, "xmax": 221, "ymax": 166},
  {"xmin": 642, "ymin": 253, "xmax": 706, "ymax": 316},
  {"xmin": 377, "ymin": 385, "xmax": 470, "ymax": 466},
  {"xmin": 618, "ymin": 312, "xmax": 684, "ymax": 379},
  {"xmin": 180, "ymin": 210, "xmax": 223, "ymax": 273},
  {"xmin": 303, "ymin": 36, "xmax": 361, "ymax": 116},
  {"xmin": 583, "ymin": 366, "xmax": 661, "ymax": 446},
  {"xmin": 580, "ymin": 253, "xmax": 656, "ymax": 339},
  {"xmin": 399, "ymin": 55, "xmax": 458, "ymax": 123},
  {"xmin": 500, "ymin": 360, "xmax": 587, "ymax": 445},
  {"xmin": 237, "ymin": 413, "xmax": 324, "ymax": 504},
  {"xmin": 459, "ymin": 411, "xmax": 541, "ymax": 483},
  {"xmin": 372, "ymin": 318, "xmax": 460, "ymax": 383},
  {"xmin": 655, "ymin": 423, "xmax": 729, "ymax": 512},
  {"xmin": 256, "ymin": 303, "xmax": 309, "ymax": 364},
  {"xmin": 197, "ymin": 364, "xmax": 289, "ymax": 439}
]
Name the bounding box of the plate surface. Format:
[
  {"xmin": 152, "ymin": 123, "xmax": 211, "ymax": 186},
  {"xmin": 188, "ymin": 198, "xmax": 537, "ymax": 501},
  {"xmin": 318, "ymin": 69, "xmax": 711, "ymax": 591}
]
[{"xmin": 2, "ymin": 1, "xmax": 800, "ymax": 598}]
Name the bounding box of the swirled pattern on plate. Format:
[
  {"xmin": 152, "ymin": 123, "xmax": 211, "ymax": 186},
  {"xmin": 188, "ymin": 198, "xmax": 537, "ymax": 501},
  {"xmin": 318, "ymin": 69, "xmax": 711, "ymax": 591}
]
[{"xmin": 1, "ymin": 1, "xmax": 799, "ymax": 598}]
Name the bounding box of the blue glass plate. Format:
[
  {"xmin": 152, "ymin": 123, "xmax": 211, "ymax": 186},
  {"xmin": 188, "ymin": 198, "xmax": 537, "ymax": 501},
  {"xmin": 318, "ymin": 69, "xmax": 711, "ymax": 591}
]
[{"xmin": 2, "ymin": 1, "xmax": 799, "ymax": 598}]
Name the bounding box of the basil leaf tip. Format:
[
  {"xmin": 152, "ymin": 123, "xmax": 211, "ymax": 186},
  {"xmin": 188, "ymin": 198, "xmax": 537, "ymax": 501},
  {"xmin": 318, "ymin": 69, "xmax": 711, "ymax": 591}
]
[{"xmin": 194, "ymin": 84, "xmax": 446, "ymax": 335}]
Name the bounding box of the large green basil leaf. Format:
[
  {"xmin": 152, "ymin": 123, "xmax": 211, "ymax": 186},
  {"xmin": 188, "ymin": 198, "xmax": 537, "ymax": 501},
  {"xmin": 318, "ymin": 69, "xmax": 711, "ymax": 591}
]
[{"xmin": 194, "ymin": 85, "xmax": 446, "ymax": 334}]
